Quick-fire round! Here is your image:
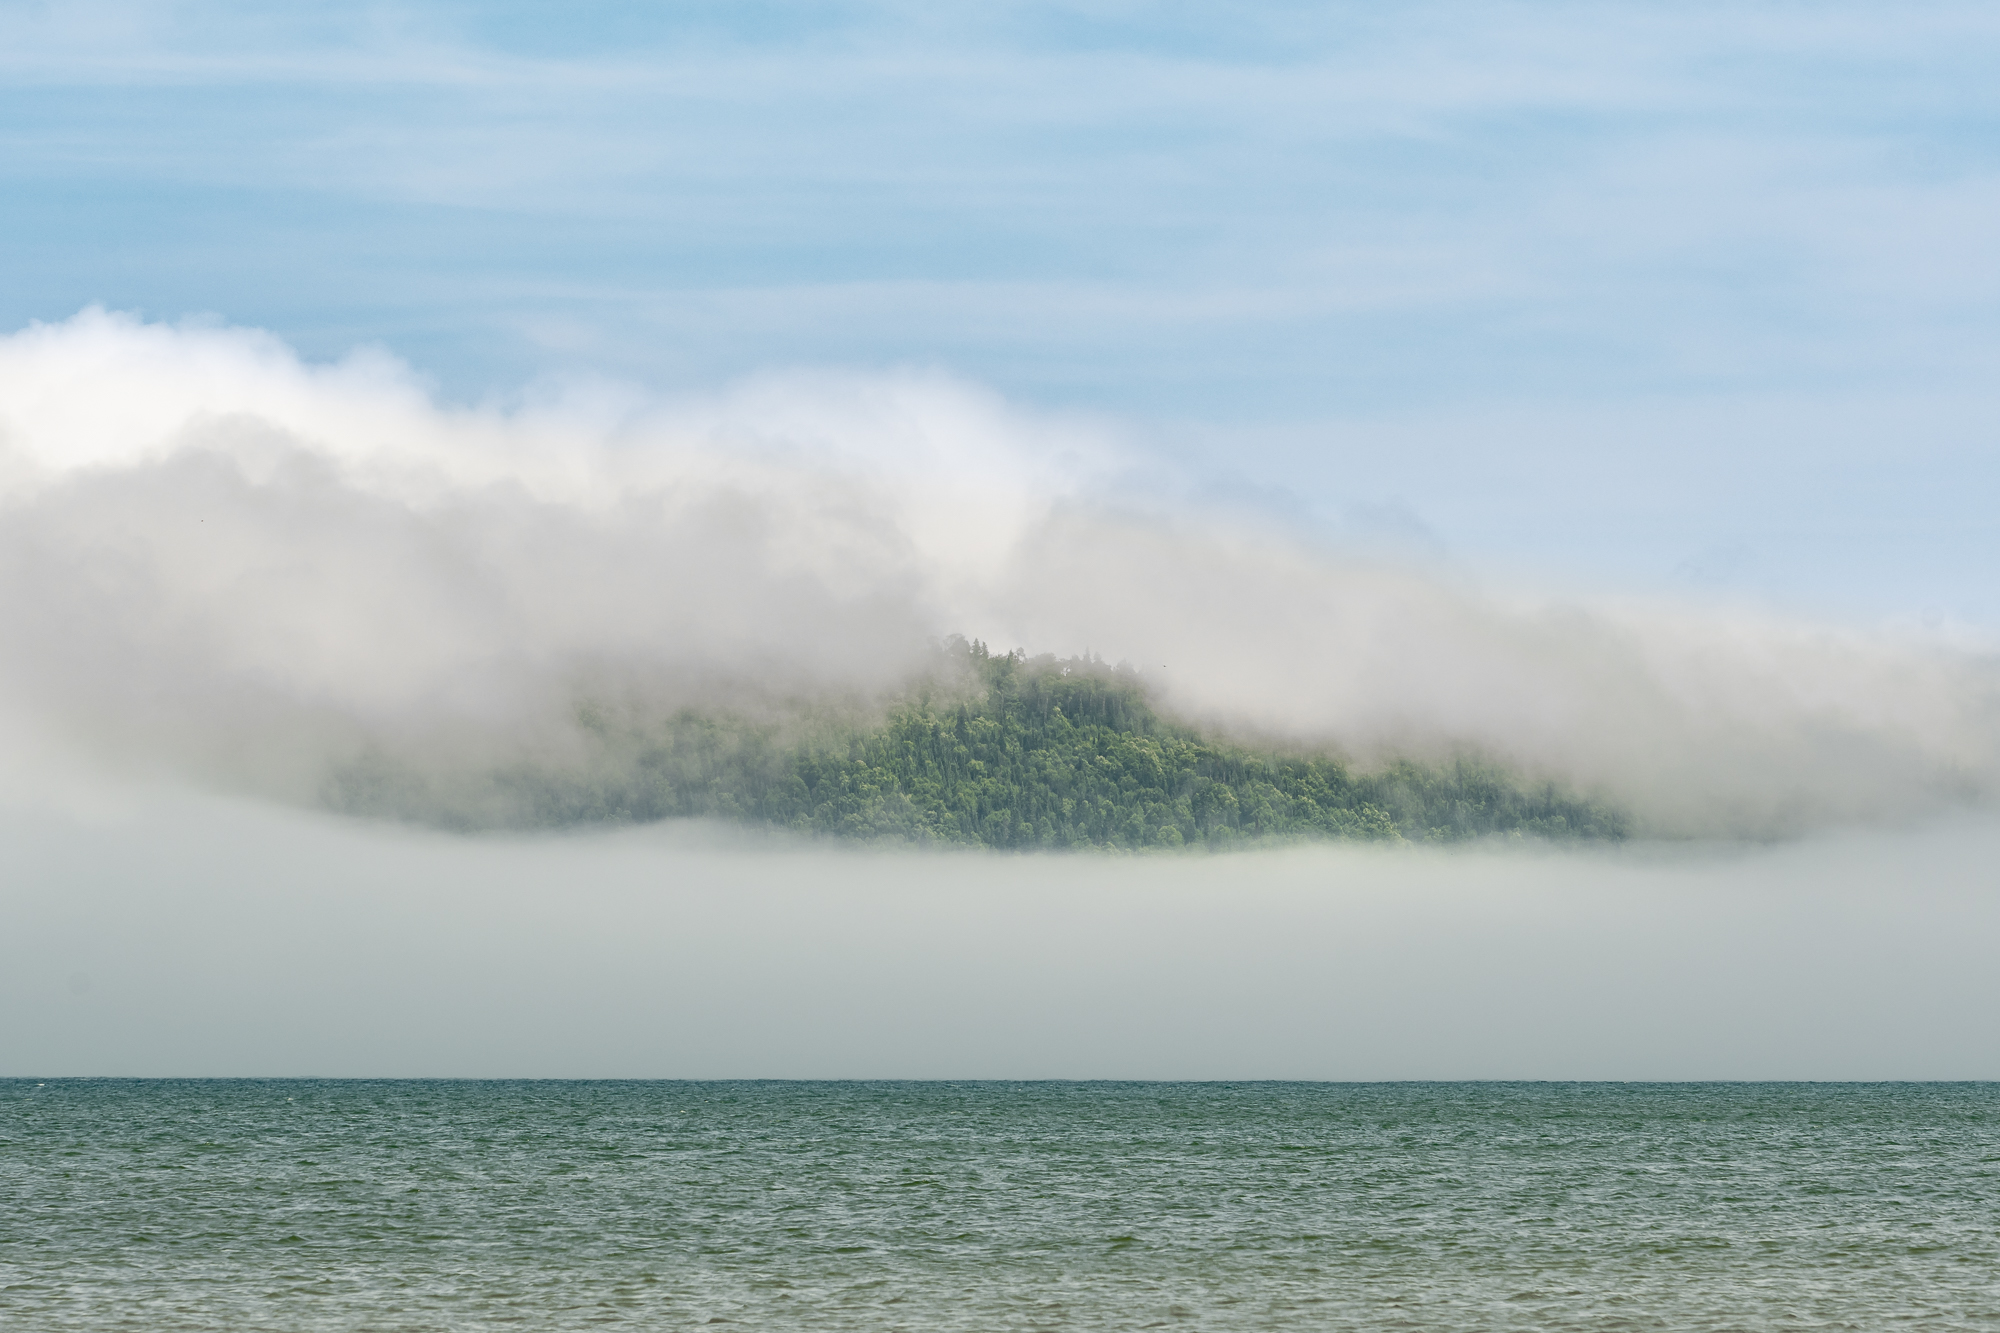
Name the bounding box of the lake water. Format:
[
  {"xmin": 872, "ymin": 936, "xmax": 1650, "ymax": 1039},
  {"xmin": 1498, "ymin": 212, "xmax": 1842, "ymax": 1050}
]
[{"xmin": 5, "ymin": 1080, "xmax": 1996, "ymax": 1329}]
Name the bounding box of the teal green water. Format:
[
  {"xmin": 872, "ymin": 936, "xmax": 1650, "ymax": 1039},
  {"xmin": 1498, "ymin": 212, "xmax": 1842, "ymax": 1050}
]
[{"xmin": 4, "ymin": 1081, "xmax": 1996, "ymax": 1330}]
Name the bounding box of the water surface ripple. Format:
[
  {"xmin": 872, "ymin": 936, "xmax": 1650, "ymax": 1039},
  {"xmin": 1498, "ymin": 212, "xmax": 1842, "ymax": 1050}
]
[{"xmin": 4, "ymin": 1080, "xmax": 1997, "ymax": 1329}]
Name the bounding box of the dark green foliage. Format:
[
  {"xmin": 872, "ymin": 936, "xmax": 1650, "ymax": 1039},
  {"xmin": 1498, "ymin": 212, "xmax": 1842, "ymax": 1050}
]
[{"xmin": 443, "ymin": 636, "xmax": 1627, "ymax": 849}]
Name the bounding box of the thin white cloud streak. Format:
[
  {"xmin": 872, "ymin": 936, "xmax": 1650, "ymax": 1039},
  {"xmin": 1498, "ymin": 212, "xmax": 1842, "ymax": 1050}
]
[
  {"xmin": 10, "ymin": 0, "xmax": 1999, "ymax": 442},
  {"xmin": 11, "ymin": 3, "xmax": 1999, "ymax": 208},
  {"xmin": 12, "ymin": 2, "xmax": 1999, "ymax": 94},
  {"xmin": 7, "ymin": 792, "xmax": 2000, "ymax": 1078},
  {"xmin": 1, "ymin": 310, "xmax": 1996, "ymax": 838}
]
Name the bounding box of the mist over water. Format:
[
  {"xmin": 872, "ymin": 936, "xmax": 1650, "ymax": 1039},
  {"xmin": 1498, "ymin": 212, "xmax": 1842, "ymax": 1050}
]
[
  {"xmin": 2, "ymin": 309, "xmax": 1996, "ymax": 840},
  {"xmin": 4, "ymin": 310, "xmax": 2000, "ymax": 1082},
  {"xmin": 7, "ymin": 788, "xmax": 2000, "ymax": 1080}
]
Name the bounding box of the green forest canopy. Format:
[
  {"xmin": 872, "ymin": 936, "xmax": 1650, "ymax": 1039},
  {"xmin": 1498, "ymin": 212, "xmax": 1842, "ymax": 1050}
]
[{"xmin": 333, "ymin": 636, "xmax": 1628, "ymax": 849}]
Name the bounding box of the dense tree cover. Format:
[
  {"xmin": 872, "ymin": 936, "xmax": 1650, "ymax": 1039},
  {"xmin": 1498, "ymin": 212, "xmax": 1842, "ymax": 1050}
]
[{"xmin": 434, "ymin": 637, "xmax": 1627, "ymax": 848}]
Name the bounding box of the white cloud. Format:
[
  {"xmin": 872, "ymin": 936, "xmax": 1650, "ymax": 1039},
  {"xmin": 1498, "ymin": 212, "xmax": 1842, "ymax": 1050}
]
[{"xmin": 2, "ymin": 311, "xmax": 1996, "ymax": 837}]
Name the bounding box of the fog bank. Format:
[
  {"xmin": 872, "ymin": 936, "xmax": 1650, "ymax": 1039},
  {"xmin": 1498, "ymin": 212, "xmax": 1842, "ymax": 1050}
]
[
  {"xmin": 4, "ymin": 310, "xmax": 1997, "ymax": 838},
  {"xmin": 6, "ymin": 793, "xmax": 1998, "ymax": 1079}
]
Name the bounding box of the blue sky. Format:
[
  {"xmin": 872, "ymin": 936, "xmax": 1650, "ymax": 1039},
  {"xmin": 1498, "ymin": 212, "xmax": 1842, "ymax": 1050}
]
[{"xmin": 6, "ymin": 1, "xmax": 2000, "ymax": 621}]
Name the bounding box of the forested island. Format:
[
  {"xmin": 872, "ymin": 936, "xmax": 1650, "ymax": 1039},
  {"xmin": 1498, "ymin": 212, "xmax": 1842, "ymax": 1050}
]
[{"xmin": 332, "ymin": 636, "xmax": 1626, "ymax": 848}]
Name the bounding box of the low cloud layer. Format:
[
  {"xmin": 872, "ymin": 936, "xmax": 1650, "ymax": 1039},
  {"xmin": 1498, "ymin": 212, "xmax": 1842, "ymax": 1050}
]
[
  {"xmin": 10, "ymin": 794, "xmax": 2000, "ymax": 1078},
  {"xmin": 3, "ymin": 310, "xmax": 1995, "ymax": 838}
]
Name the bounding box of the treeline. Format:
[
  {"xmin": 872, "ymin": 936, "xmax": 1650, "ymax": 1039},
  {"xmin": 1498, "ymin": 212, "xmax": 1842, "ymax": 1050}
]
[{"xmin": 364, "ymin": 637, "xmax": 1626, "ymax": 848}]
